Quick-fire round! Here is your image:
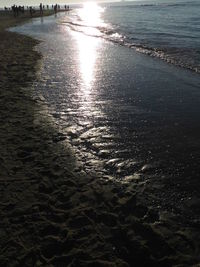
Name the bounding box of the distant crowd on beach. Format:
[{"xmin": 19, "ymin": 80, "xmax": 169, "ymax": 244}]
[{"xmin": 4, "ymin": 3, "xmax": 70, "ymax": 17}]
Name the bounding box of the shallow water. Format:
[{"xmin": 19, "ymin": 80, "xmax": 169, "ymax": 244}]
[
  {"xmin": 63, "ymin": 0, "xmax": 200, "ymax": 73},
  {"xmin": 11, "ymin": 10, "xmax": 200, "ymax": 215}
]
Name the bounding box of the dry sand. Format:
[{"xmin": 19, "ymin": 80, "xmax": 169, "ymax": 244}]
[{"xmin": 0, "ymin": 11, "xmax": 200, "ymax": 267}]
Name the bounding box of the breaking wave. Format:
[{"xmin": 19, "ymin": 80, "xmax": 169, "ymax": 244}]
[{"xmin": 61, "ymin": 2, "xmax": 200, "ymax": 74}]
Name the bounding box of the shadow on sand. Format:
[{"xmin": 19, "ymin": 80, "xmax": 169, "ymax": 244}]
[{"xmin": 0, "ymin": 30, "xmax": 199, "ymax": 267}]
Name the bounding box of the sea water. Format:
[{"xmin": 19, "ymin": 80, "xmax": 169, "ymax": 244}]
[
  {"xmin": 10, "ymin": 0, "xmax": 200, "ymax": 214},
  {"xmin": 64, "ymin": 0, "xmax": 200, "ymax": 72}
]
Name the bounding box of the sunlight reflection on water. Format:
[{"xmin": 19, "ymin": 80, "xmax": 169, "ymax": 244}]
[
  {"xmin": 74, "ymin": 2, "xmax": 104, "ymax": 93},
  {"xmin": 78, "ymin": 2, "xmax": 105, "ymax": 28},
  {"xmin": 74, "ymin": 31, "xmax": 100, "ymax": 93}
]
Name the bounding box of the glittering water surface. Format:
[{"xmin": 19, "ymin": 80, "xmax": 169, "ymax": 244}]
[
  {"xmin": 11, "ymin": 7, "xmax": 200, "ymax": 191},
  {"xmin": 62, "ymin": 0, "xmax": 200, "ymax": 73}
]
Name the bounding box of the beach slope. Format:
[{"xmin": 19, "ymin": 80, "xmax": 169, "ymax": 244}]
[{"xmin": 0, "ymin": 12, "xmax": 200, "ymax": 267}]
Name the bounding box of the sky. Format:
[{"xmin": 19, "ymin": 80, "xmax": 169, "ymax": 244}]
[{"xmin": 0, "ymin": 0, "xmax": 116, "ymax": 8}]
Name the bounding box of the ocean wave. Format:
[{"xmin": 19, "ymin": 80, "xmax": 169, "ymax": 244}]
[
  {"xmin": 61, "ymin": 17, "xmax": 200, "ymax": 74},
  {"xmin": 61, "ymin": 19, "xmax": 124, "ymax": 41},
  {"xmin": 127, "ymin": 44, "xmax": 200, "ymax": 73},
  {"xmin": 111, "ymin": 1, "xmax": 200, "ymax": 8}
]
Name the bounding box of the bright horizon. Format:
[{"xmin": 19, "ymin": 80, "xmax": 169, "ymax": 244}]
[
  {"xmin": 0, "ymin": 0, "xmax": 191, "ymax": 8},
  {"xmin": 0, "ymin": 0, "xmax": 120, "ymax": 8}
]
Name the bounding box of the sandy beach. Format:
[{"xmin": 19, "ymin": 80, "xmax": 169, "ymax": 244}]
[{"xmin": 0, "ymin": 10, "xmax": 200, "ymax": 267}]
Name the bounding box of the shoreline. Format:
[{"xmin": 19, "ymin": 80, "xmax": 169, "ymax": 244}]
[
  {"xmin": 0, "ymin": 9, "xmax": 68, "ymax": 30},
  {"xmin": 0, "ymin": 12, "xmax": 200, "ymax": 267}
]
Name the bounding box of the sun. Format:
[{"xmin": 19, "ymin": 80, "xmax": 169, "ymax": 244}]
[{"xmin": 78, "ymin": 2, "xmax": 104, "ymax": 27}]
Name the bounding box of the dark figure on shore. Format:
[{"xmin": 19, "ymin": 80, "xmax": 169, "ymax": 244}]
[
  {"xmin": 12, "ymin": 5, "xmax": 16, "ymax": 17},
  {"xmin": 18, "ymin": 6, "xmax": 24, "ymax": 14},
  {"xmin": 16, "ymin": 6, "xmax": 19, "ymax": 16},
  {"xmin": 12, "ymin": 5, "xmax": 26, "ymax": 17},
  {"xmin": 29, "ymin": 6, "xmax": 33, "ymax": 17},
  {"xmin": 47, "ymin": 5, "xmax": 49, "ymax": 9},
  {"xmin": 40, "ymin": 3, "xmax": 43, "ymax": 15},
  {"xmin": 15, "ymin": 6, "xmax": 19, "ymax": 16},
  {"xmin": 54, "ymin": 4, "xmax": 58, "ymax": 14}
]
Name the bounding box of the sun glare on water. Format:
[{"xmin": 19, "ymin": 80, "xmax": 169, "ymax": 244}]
[
  {"xmin": 72, "ymin": 2, "xmax": 104, "ymax": 93},
  {"xmin": 77, "ymin": 34, "xmax": 99, "ymax": 91},
  {"xmin": 78, "ymin": 2, "xmax": 104, "ymax": 27}
]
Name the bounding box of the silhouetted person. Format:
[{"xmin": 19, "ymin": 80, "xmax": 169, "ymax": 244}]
[
  {"xmin": 12, "ymin": 5, "xmax": 18, "ymax": 17},
  {"xmin": 54, "ymin": 4, "xmax": 58, "ymax": 14},
  {"xmin": 17, "ymin": 5, "xmax": 21, "ymax": 13},
  {"xmin": 16, "ymin": 6, "xmax": 18, "ymax": 16},
  {"xmin": 39, "ymin": 3, "xmax": 43, "ymax": 15},
  {"xmin": 30, "ymin": 6, "xmax": 33, "ymax": 17}
]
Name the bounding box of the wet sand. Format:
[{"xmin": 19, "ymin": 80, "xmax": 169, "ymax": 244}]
[{"xmin": 0, "ymin": 12, "xmax": 200, "ymax": 267}]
